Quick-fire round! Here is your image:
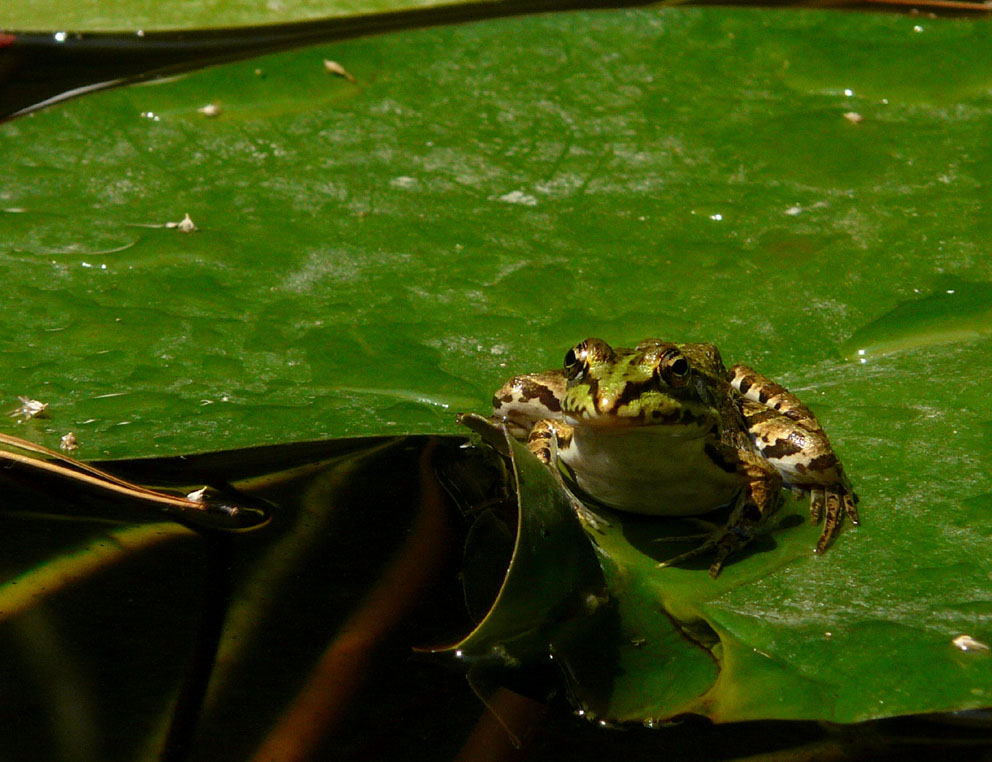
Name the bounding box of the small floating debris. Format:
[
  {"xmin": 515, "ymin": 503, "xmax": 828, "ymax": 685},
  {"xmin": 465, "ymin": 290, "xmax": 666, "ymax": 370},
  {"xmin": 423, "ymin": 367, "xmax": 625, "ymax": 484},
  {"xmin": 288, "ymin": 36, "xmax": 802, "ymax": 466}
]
[
  {"xmin": 323, "ymin": 59, "xmax": 356, "ymax": 83},
  {"xmin": 60, "ymin": 432, "xmax": 78, "ymax": 453},
  {"xmin": 843, "ymin": 111, "xmax": 864, "ymax": 125},
  {"xmin": 165, "ymin": 213, "xmax": 197, "ymax": 233},
  {"xmin": 953, "ymin": 634, "xmax": 990, "ymax": 653},
  {"xmin": 496, "ymin": 190, "xmax": 538, "ymax": 207},
  {"xmin": 186, "ymin": 486, "xmax": 209, "ymax": 502},
  {"xmin": 9, "ymin": 396, "xmax": 49, "ymax": 421},
  {"xmin": 197, "ymin": 103, "xmax": 222, "ymax": 118}
]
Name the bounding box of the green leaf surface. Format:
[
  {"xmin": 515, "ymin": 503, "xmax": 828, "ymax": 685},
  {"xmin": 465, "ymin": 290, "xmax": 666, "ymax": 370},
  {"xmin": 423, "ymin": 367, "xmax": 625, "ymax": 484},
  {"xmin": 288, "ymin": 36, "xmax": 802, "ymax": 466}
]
[
  {"xmin": 591, "ymin": 493, "xmax": 992, "ymax": 724},
  {"xmin": 452, "ymin": 419, "xmax": 992, "ymax": 724},
  {"xmin": 3, "ymin": 5, "xmax": 992, "ymax": 728},
  {"xmin": 0, "ymin": 0, "xmax": 452, "ymax": 32}
]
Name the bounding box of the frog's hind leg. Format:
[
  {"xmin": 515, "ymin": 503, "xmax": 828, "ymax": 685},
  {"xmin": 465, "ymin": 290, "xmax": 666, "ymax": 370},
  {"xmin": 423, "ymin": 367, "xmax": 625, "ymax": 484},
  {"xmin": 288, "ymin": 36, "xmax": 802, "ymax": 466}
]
[
  {"xmin": 657, "ymin": 493, "xmax": 766, "ymax": 577},
  {"xmin": 659, "ymin": 452, "xmax": 783, "ymax": 577},
  {"xmin": 730, "ymin": 366, "xmax": 860, "ymax": 552},
  {"xmin": 742, "ymin": 396, "xmax": 858, "ymax": 550},
  {"xmin": 728, "ymin": 364, "xmax": 822, "ymax": 432}
]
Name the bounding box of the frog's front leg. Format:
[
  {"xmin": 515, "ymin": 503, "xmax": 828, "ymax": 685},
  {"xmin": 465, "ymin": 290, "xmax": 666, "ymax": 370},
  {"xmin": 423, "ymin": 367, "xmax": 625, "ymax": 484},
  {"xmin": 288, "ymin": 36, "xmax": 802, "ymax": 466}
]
[
  {"xmin": 527, "ymin": 419, "xmax": 609, "ymax": 532},
  {"xmin": 729, "ymin": 365, "xmax": 859, "ymax": 553},
  {"xmin": 525, "ymin": 418, "xmax": 569, "ymax": 466},
  {"xmin": 660, "ymin": 448, "xmax": 783, "ymax": 577}
]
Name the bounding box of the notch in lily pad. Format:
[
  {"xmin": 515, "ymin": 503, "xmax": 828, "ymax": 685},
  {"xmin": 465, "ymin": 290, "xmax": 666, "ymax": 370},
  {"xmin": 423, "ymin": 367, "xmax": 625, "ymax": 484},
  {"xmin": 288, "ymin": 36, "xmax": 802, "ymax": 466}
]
[{"xmin": 431, "ymin": 414, "xmax": 616, "ymax": 715}]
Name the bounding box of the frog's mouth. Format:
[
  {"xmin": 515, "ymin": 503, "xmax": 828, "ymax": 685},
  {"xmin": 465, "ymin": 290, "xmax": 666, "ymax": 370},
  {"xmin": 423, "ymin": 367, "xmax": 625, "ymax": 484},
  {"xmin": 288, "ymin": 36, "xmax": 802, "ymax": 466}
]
[{"xmin": 564, "ymin": 407, "xmax": 714, "ymax": 434}]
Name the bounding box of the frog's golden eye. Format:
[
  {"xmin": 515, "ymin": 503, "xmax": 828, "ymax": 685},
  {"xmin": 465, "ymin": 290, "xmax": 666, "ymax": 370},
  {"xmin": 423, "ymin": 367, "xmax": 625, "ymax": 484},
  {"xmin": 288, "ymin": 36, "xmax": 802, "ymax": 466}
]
[
  {"xmin": 564, "ymin": 338, "xmax": 611, "ymax": 380},
  {"xmin": 658, "ymin": 349, "xmax": 691, "ymax": 387}
]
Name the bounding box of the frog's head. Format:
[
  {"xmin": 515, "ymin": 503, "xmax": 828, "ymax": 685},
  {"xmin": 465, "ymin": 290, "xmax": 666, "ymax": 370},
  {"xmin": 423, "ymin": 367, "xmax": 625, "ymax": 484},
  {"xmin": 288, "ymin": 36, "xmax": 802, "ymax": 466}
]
[{"xmin": 560, "ymin": 337, "xmax": 714, "ymax": 430}]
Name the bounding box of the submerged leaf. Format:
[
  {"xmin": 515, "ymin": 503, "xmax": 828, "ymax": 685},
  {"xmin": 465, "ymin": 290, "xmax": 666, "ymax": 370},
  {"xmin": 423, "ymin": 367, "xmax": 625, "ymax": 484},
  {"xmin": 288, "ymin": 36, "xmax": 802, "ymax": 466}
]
[{"xmin": 439, "ymin": 418, "xmax": 608, "ymax": 682}]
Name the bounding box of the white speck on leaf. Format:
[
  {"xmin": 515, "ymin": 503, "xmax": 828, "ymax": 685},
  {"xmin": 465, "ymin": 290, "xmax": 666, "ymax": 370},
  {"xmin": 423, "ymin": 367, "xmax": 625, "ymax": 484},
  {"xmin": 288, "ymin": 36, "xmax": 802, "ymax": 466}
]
[
  {"xmin": 495, "ymin": 190, "xmax": 538, "ymax": 207},
  {"xmin": 953, "ymin": 635, "xmax": 990, "ymax": 652},
  {"xmin": 9, "ymin": 397, "xmax": 48, "ymax": 421},
  {"xmin": 323, "ymin": 59, "xmax": 356, "ymax": 83},
  {"xmin": 165, "ymin": 213, "xmax": 197, "ymax": 233},
  {"xmin": 187, "ymin": 487, "xmax": 209, "ymax": 502}
]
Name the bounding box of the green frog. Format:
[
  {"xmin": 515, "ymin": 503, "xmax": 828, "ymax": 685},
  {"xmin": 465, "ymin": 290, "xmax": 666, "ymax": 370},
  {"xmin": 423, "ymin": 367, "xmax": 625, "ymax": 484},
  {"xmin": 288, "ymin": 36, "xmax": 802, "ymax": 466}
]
[{"xmin": 489, "ymin": 337, "xmax": 859, "ymax": 576}]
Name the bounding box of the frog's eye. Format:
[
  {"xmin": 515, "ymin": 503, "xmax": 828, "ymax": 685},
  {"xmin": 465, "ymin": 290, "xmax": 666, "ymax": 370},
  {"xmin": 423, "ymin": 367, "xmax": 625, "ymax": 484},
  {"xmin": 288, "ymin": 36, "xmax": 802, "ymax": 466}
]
[
  {"xmin": 658, "ymin": 349, "xmax": 691, "ymax": 387},
  {"xmin": 670, "ymin": 357, "xmax": 690, "ymax": 377},
  {"xmin": 564, "ymin": 344, "xmax": 586, "ymax": 379},
  {"xmin": 565, "ymin": 338, "xmax": 610, "ymax": 379}
]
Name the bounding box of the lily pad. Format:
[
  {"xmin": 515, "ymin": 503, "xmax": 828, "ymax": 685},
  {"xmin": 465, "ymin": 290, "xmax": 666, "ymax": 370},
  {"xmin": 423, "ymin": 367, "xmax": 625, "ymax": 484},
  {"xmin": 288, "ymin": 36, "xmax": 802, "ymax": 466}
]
[
  {"xmin": 0, "ymin": 0, "xmax": 453, "ymax": 32},
  {"xmin": 1, "ymin": 2, "xmax": 992, "ymax": 745},
  {"xmin": 449, "ymin": 414, "xmax": 992, "ymax": 724}
]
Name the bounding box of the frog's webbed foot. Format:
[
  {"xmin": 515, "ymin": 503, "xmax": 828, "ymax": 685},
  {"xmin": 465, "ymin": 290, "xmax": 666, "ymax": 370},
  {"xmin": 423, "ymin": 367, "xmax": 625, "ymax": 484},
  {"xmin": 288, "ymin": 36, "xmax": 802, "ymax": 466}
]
[
  {"xmin": 809, "ymin": 485, "xmax": 860, "ymax": 553},
  {"xmin": 571, "ymin": 496, "xmax": 611, "ymax": 533},
  {"xmin": 658, "ymin": 454, "xmax": 782, "ymax": 577},
  {"xmin": 657, "ymin": 525, "xmax": 753, "ymax": 578}
]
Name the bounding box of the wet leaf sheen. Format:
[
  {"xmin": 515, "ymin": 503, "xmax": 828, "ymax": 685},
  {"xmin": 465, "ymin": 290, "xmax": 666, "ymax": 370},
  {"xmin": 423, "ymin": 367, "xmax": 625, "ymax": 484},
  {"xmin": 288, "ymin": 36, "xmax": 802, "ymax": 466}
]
[{"xmin": 2, "ymin": 4, "xmax": 992, "ymax": 732}]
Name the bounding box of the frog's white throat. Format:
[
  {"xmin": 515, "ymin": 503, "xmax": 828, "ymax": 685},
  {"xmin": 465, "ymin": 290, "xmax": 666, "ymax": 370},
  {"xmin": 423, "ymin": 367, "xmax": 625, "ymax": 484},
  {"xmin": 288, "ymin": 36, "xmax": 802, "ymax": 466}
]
[{"xmin": 559, "ymin": 423, "xmax": 739, "ymax": 516}]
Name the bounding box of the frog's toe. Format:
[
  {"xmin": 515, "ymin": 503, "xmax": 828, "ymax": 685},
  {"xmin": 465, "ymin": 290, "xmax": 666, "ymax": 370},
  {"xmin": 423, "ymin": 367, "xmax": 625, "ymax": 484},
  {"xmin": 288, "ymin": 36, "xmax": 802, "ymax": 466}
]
[
  {"xmin": 651, "ymin": 517, "xmax": 723, "ymax": 542},
  {"xmin": 574, "ymin": 500, "xmax": 611, "ymax": 533},
  {"xmin": 814, "ymin": 487, "xmax": 857, "ymax": 553},
  {"xmin": 820, "ymin": 491, "xmax": 842, "ymax": 551},
  {"xmin": 707, "ymin": 544, "xmax": 738, "ymax": 578},
  {"xmin": 844, "ymin": 491, "xmax": 860, "ymax": 525},
  {"xmin": 657, "ymin": 541, "xmax": 714, "ymax": 571},
  {"xmin": 653, "ymin": 532, "xmax": 712, "ymax": 543},
  {"xmin": 809, "ymin": 488, "xmax": 825, "ymax": 524},
  {"xmin": 657, "ymin": 528, "xmax": 749, "ymax": 578}
]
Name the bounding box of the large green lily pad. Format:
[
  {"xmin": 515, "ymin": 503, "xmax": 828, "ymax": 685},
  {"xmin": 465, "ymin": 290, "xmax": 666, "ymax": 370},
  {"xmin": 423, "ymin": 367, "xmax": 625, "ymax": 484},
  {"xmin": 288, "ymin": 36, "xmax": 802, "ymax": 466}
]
[
  {"xmin": 0, "ymin": 0, "xmax": 458, "ymax": 32},
  {"xmin": 2, "ymin": 4, "xmax": 992, "ymax": 733},
  {"xmin": 451, "ymin": 417, "xmax": 992, "ymax": 724}
]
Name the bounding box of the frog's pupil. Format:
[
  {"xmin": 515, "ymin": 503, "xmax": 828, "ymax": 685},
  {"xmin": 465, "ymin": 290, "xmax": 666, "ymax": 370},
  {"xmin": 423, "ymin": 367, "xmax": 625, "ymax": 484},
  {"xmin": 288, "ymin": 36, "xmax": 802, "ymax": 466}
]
[
  {"xmin": 671, "ymin": 358, "xmax": 689, "ymax": 376},
  {"xmin": 564, "ymin": 348, "xmax": 577, "ymax": 369}
]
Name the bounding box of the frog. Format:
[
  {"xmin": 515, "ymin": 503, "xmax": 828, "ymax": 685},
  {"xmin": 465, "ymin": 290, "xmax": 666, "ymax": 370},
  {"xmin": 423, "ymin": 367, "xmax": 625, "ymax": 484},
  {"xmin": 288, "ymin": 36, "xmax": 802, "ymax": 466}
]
[{"xmin": 489, "ymin": 337, "xmax": 859, "ymax": 576}]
